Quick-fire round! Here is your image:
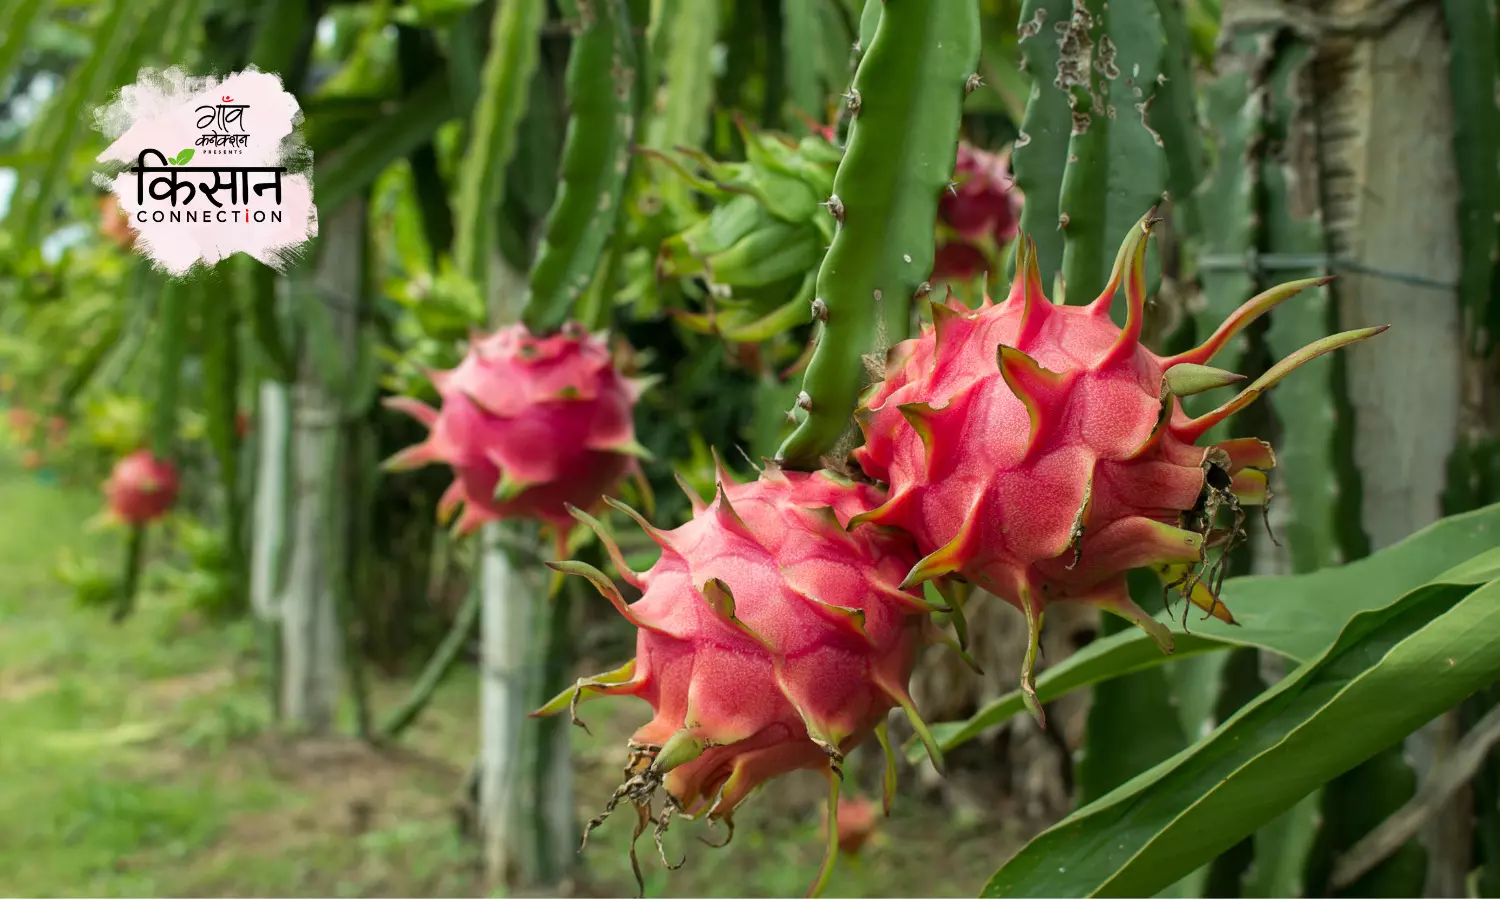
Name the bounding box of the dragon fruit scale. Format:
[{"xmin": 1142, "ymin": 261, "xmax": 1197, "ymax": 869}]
[
  {"xmin": 851, "ymin": 211, "xmax": 1388, "ymax": 723},
  {"xmin": 382, "ymin": 321, "xmax": 650, "ymax": 539},
  {"xmin": 534, "ymin": 463, "xmax": 948, "ymax": 897}
]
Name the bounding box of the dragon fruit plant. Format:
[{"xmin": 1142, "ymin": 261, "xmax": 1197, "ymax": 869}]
[
  {"xmin": 533, "ymin": 1, "xmax": 982, "ymax": 894},
  {"xmin": 848, "ymin": 215, "xmax": 1388, "ymax": 721},
  {"xmin": 382, "ymin": 321, "xmax": 651, "ymax": 546}
]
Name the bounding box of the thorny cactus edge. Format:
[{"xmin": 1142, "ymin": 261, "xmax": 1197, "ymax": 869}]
[
  {"xmin": 852, "ymin": 211, "xmax": 1388, "ymax": 722},
  {"xmin": 534, "ymin": 465, "xmax": 956, "ymax": 897}
]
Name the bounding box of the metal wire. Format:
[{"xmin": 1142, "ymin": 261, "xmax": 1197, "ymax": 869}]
[{"xmin": 1197, "ymin": 252, "xmax": 1457, "ymax": 292}]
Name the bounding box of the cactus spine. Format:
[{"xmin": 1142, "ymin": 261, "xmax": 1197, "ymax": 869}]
[{"xmin": 776, "ymin": 0, "xmax": 982, "ymax": 470}]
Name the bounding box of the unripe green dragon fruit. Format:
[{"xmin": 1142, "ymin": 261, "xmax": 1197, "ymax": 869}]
[
  {"xmin": 651, "ymin": 125, "xmax": 1024, "ymax": 341},
  {"xmin": 382, "ymin": 321, "xmax": 650, "ymax": 541},
  {"xmin": 535, "ymin": 464, "xmax": 946, "ymax": 896},
  {"xmin": 852, "ymin": 212, "xmax": 1388, "ymax": 722}
]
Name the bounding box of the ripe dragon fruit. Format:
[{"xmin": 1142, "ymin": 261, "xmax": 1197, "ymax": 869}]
[
  {"xmin": 932, "ymin": 142, "xmax": 1021, "ymax": 283},
  {"xmin": 103, "ymin": 449, "xmax": 180, "ymax": 525},
  {"xmin": 852, "ymin": 212, "xmax": 1388, "ymax": 722},
  {"xmin": 831, "ymin": 794, "xmax": 880, "ymax": 856},
  {"xmin": 535, "ymin": 464, "xmax": 949, "ymax": 896},
  {"xmin": 382, "ymin": 321, "xmax": 650, "ymax": 539}
]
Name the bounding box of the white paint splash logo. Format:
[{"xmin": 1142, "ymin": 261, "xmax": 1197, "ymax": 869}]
[{"xmin": 93, "ymin": 66, "xmax": 318, "ymax": 275}]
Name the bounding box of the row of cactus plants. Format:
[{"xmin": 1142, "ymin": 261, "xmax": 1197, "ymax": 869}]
[{"xmin": 4, "ymin": 0, "xmax": 1500, "ymax": 895}]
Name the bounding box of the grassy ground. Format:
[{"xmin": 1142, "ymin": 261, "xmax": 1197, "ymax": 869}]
[{"xmin": 0, "ymin": 448, "xmax": 1017, "ymax": 898}]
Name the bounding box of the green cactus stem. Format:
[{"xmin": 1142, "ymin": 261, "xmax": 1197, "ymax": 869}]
[
  {"xmin": 1011, "ymin": 0, "xmax": 1073, "ymax": 288},
  {"xmin": 1188, "ymin": 29, "xmax": 1270, "ymax": 425},
  {"xmin": 1055, "ymin": 0, "xmax": 1169, "ymax": 306},
  {"xmin": 452, "ymin": 0, "xmax": 545, "ymax": 289},
  {"xmin": 1258, "ymin": 41, "xmax": 1341, "ymax": 572},
  {"xmin": 521, "ymin": 0, "xmax": 638, "ymax": 334},
  {"xmin": 776, "ymin": 0, "xmax": 981, "ymax": 470},
  {"xmin": 640, "ymin": 0, "xmax": 721, "ymax": 221},
  {"xmin": 1442, "ymin": 0, "xmax": 1500, "ymax": 352},
  {"xmin": 1151, "ymin": 0, "xmax": 1206, "ymax": 236}
]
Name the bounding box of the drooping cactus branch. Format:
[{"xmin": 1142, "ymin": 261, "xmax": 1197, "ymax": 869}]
[
  {"xmin": 521, "ymin": 0, "xmax": 638, "ymax": 335},
  {"xmin": 452, "ymin": 0, "xmax": 545, "ymax": 290},
  {"xmin": 776, "ymin": 0, "xmax": 981, "ymax": 471}
]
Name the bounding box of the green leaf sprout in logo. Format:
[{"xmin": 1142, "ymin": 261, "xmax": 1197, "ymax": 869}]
[{"xmin": 170, "ymin": 148, "xmax": 195, "ymax": 166}]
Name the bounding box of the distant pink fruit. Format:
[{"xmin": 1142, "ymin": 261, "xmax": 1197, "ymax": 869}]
[
  {"xmin": 104, "ymin": 450, "xmax": 179, "ymax": 525},
  {"xmin": 382, "ymin": 321, "xmax": 649, "ymax": 536},
  {"xmin": 938, "ymin": 142, "xmax": 1020, "ymax": 244},
  {"xmin": 833, "ymin": 795, "xmax": 880, "ymax": 856}
]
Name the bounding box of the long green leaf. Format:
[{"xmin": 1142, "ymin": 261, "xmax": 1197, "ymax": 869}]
[
  {"xmin": 985, "ymin": 569, "xmax": 1500, "ymax": 897},
  {"xmin": 784, "ymin": 0, "xmax": 824, "ymax": 121},
  {"xmin": 639, "ymin": 0, "xmax": 720, "ymax": 218},
  {"xmin": 202, "ymin": 268, "xmax": 245, "ymax": 613},
  {"xmin": 913, "ymin": 501, "xmax": 1500, "ymax": 761},
  {"xmin": 1151, "ymin": 0, "xmax": 1205, "ymax": 235},
  {"xmin": 150, "ymin": 278, "xmax": 187, "ymax": 456},
  {"xmin": 0, "ymin": 0, "xmax": 49, "ymax": 96},
  {"xmin": 12, "ymin": 0, "xmax": 145, "ymax": 243}
]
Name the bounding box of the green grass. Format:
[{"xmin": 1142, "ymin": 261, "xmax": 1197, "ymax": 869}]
[{"xmin": 0, "ymin": 445, "xmax": 1012, "ymax": 898}]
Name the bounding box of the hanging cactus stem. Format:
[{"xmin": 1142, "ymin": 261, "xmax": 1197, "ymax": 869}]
[
  {"xmin": 776, "ymin": 0, "xmax": 982, "ymax": 470},
  {"xmin": 524, "ymin": 0, "xmax": 638, "ymax": 333}
]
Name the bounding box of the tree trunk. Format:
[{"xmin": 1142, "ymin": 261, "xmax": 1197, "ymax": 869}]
[
  {"xmin": 280, "ymin": 199, "xmax": 366, "ymax": 733},
  {"xmin": 478, "ymin": 522, "xmax": 539, "ymax": 884},
  {"xmin": 251, "ymin": 379, "xmax": 291, "ymax": 716},
  {"xmin": 1313, "ymin": 1, "xmax": 1467, "ymax": 892},
  {"xmin": 477, "ymin": 251, "xmax": 574, "ymax": 887}
]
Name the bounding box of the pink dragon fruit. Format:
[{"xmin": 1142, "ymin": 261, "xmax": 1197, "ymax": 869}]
[
  {"xmin": 853, "ymin": 212, "xmax": 1387, "ymax": 722},
  {"xmin": 535, "ymin": 464, "xmax": 945, "ymax": 896},
  {"xmin": 940, "ymin": 142, "xmax": 1020, "ymax": 242},
  {"xmin": 932, "ymin": 142, "xmax": 1022, "ymax": 283},
  {"xmin": 103, "ymin": 449, "xmax": 180, "ymax": 525},
  {"xmin": 832, "ymin": 794, "xmax": 880, "ymax": 856},
  {"xmin": 382, "ymin": 321, "xmax": 649, "ymax": 540}
]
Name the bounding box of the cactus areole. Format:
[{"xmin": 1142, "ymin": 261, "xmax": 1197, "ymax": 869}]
[
  {"xmin": 104, "ymin": 450, "xmax": 180, "ymax": 525},
  {"xmin": 382, "ymin": 321, "xmax": 649, "ymax": 537},
  {"xmin": 535, "ymin": 467, "xmax": 949, "ymax": 896},
  {"xmin": 852, "ymin": 213, "xmax": 1388, "ymax": 722}
]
